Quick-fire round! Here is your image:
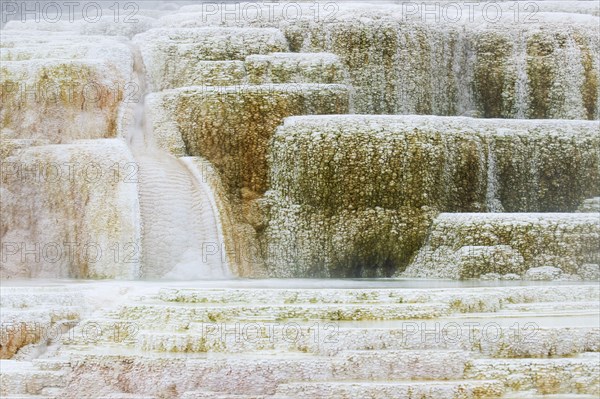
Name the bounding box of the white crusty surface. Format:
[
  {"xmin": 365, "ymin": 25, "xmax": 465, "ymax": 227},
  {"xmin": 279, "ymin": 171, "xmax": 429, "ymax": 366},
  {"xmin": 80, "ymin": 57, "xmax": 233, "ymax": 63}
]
[
  {"xmin": 0, "ymin": 139, "xmax": 141, "ymax": 279},
  {"xmin": 1, "ymin": 281, "xmax": 598, "ymax": 398},
  {"xmin": 133, "ymin": 27, "xmax": 289, "ymax": 91},
  {"xmin": 265, "ymin": 115, "xmax": 599, "ymax": 277},
  {"xmin": 404, "ymin": 213, "xmax": 600, "ymax": 279}
]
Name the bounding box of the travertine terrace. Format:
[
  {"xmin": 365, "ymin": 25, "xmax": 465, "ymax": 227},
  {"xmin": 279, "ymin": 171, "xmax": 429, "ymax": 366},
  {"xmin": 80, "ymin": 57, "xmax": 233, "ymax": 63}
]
[{"xmin": 0, "ymin": 1, "xmax": 599, "ymax": 398}]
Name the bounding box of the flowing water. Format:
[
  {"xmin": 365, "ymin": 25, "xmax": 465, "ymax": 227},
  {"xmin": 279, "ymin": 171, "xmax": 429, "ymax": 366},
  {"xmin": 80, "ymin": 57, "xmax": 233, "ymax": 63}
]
[{"xmin": 126, "ymin": 45, "xmax": 230, "ymax": 279}]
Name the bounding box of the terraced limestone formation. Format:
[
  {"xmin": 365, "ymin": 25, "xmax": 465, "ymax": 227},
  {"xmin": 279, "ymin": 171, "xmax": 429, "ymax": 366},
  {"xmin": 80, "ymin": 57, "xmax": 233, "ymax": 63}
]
[
  {"xmin": 134, "ymin": 27, "xmax": 290, "ymax": 91},
  {"xmin": 1, "ymin": 26, "xmax": 231, "ymax": 279},
  {"xmin": 136, "ymin": 28, "xmax": 351, "ymax": 274},
  {"xmin": 155, "ymin": 2, "xmax": 600, "ymax": 118},
  {"xmin": 1, "ymin": 1, "xmax": 599, "ymax": 398},
  {"xmin": 404, "ymin": 213, "xmax": 600, "ymax": 279},
  {"xmin": 0, "ymin": 139, "xmax": 141, "ymax": 279},
  {"xmin": 265, "ymin": 115, "xmax": 599, "ymax": 277},
  {"xmin": 1, "ymin": 282, "xmax": 599, "ymax": 398},
  {"xmin": 0, "ymin": 32, "xmax": 133, "ymax": 142}
]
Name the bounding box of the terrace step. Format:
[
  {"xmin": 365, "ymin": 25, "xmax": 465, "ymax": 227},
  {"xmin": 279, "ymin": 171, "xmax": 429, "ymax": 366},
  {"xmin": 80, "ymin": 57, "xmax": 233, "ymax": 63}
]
[
  {"xmin": 133, "ymin": 325, "xmax": 599, "ymax": 357},
  {"xmin": 64, "ymin": 349, "xmax": 468, "ymax": 380},
  {"xmin": 133, "ymin": 27, "xmax": 289, "ymax": 90},
  {"xmin": 154, "ymin": 286, "xmax": 599, "ymax": 308},
  {"xmin": 115, "ymin": 302, "xmax": 451, "ymax": 323},
  {"xmin": 501, "ymin": 301, "xmax": 600, "ymax": 313},
  {"xmin": 0, "ymin": 361, "xmax": 66, "ymax": 396},
  {"xmin": 94, "ymin": 395, "xmax": 159, "ymax": 399},
  {"xmin": 0, "ymin": 292, "xmax": 85, "ymax": 308},
  {"xmin": 31, "ymin": 359, "xmax": 72, "ymax": 372},
  {"xmin": 0, "ymin": 308, "xmax": 82, "ymax": 324},
  {"xmin": 0, "ymin": 395, "xmax": 59, "ymax": 399},
  {"xmin": 274, "ymin": 380, "xmax": 505, "ymax": 399},
  {"xmin": 502, "ymin": 393, "xmax": 600, "ymax": 398},
  {"xmin": 0, "ymin": 286, "xmax": 86, "ymax": 295},
  {"xmin": 466, "ymin": 354, "xmax": 600, "ymax": 395},
  {"xmin": 245, "ymin": 52, "xmax": 348, "ymax": 85},
  {"xmin": 181, "ymin": 392, "xmax": 274, "ymax": 399},
  {"xmin": 2, "ymin": 283, "xmax": 599, "ymax": 398}
]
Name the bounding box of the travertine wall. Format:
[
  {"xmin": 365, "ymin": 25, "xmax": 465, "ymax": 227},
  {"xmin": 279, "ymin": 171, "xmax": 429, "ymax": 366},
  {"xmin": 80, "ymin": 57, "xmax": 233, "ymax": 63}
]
[
  {"xmin": 0, "ymin": 139, "xmax": 141, "ymax": 279},
  {"xmin": 264, "ymin": 115, "xmax": 599, "ymax": 277},
  {"xmin": 148, "ymin": 84, "xmax": 350, "ymax": 198},
  {"xmin": 291, "ymin": 20, "xmax": 599, "ymax": 119},
  {"xmin": 155, "ymin": 4, "xmax": 600, "ymax": 119},
  {"xmin": 134, "ymin": 28, "xmax": 289, "ymax": 91},
  {"xmin": 245, "ymin": 53, "xmax": 348, "ymax": 85},
  {"xmin": 0, "ymin": 32, "xmax": 133, "ymax": 143},
  {"xmin": 404, "ymin": 213, "xmax": 600, "ymax": 279},
  {"xmin": 1, "ymin": 31, "xmax": 141, "ymax": 279},
  {"xmin": 2, "ymin": 3, "xmax": 599, "ymax": 279}
]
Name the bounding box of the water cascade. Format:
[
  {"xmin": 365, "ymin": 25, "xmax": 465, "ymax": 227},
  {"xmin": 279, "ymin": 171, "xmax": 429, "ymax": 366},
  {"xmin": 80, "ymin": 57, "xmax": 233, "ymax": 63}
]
[{"xmin": 125, "ymin": 45, "xmax": 230, "ymax": 279}]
